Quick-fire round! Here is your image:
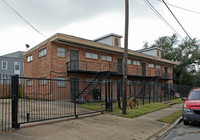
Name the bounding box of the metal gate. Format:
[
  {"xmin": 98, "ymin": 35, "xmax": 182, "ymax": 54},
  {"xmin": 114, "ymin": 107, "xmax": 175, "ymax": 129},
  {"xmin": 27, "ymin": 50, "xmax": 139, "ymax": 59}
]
[{"xmin": 1, "ymin": 75, "xmax": 113, "ymax": 131}]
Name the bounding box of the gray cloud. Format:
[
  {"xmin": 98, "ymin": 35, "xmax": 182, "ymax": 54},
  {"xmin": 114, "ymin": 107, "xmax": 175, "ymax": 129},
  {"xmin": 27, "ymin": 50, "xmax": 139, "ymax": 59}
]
[{"xmin": 0, "ymin": 0, "xmax": 162, "ymax": 30}]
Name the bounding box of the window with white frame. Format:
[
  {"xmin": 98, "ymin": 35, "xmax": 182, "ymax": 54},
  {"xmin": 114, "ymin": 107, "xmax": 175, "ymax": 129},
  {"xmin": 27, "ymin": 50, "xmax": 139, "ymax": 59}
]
[
  {"xmin": 57, "ymin": 47, "xmax": 66, "ymax": 57},
  {"xmin": 57, "ymin": 77, "xmax": 66, "ymax": 87},
  {"xmin": 101, "ymin": 55, "xmax": 112, "ymax": 61},
  {"xmin": 2, "ymin": 61, "xmax": 7, "ymax": 70},
  {"xmin": 148, "ymin": 63, "xmax": 154, "ymax": 68},
  {"xmin": 39, "ymin": 78, "xmax": 46, "ymax": 85},
  {"xmin": 133, "ymin": 60, "xmax": 140, "ymax": 66},
  {"xmin": 27, "ymin": 80, "xmax": 33, "ymax": 86},
  {"xmin": 85, "ymin": 52, "xmax": 98, "ymax": 59},
  {"xmin": 127, "ymin": 59, "xmax": 132, "ymax": 64},
  {"xmin": 27, "ymin": 55, "xmax": 33, "ymax": 62},
  {"xmin": 156, "ymin": 65, "xmax": 161, "ymax": 69},
  {"xmin": 39, "ymin": 48, "xmax": 47, "ymax": 57}
]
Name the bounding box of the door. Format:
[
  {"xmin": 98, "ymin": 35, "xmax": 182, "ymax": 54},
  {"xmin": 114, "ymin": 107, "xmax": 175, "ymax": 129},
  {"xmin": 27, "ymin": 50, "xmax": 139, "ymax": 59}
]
[
  {"xmin": 70, "ymin": 50, "xmax": 78, "ymax": 70},
  {"xmin": 164, "ymin": 67, "xmax": 168, "ymax": 78},
  {"xmin": 14, "ymin": 62, "xmax": 20, "ymax": 75},
  {"xmin": 70, "ymin": 78, "xmax": 79, "ymax": 99},
  {"xmin": 142, "ymin": 63, "xmax": 146, "ymax": 76},
  {"xmin": 117, "ymin": 58, "xmax": 123, "ymax": 74}
]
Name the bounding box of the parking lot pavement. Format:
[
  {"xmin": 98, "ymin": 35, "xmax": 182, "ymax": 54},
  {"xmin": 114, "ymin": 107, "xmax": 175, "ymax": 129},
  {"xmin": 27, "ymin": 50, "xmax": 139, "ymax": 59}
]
[{"xmin": 0, "ymin": 104, "xmax": 182, "ymax": 140}]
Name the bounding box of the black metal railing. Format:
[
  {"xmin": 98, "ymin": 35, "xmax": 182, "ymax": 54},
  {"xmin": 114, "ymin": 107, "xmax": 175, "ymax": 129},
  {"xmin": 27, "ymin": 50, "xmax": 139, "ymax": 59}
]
[{"xmin": 66, "ymin": 60, "xmax": 173, "ymax": 79}]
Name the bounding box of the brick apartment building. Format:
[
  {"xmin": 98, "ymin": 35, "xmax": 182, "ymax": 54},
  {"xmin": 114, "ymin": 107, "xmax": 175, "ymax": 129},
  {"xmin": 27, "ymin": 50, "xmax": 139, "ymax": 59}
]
[{"xmin": 24, "ymin": 33, "xmax": 179, "ymax": 100}]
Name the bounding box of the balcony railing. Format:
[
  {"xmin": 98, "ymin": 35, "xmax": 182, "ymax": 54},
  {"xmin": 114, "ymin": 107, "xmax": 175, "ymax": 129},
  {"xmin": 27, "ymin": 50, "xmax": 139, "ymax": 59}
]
[{"xmin": 66, "ymin": 60, "xmax": 173, "ymax": 79}]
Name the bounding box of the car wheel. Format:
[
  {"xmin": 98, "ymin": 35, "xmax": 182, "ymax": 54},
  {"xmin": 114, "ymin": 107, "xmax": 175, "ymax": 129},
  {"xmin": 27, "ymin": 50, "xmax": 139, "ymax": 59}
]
[{"xmin": 183, "ymin": 120, "xmax": 189, "ymax": 125}]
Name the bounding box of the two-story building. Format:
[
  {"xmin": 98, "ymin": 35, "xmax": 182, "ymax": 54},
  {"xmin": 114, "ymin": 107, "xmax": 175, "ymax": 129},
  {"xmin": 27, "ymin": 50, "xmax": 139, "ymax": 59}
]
[
  {"xmin": 24, "ymin": 33, "xmax": 179, "ymax": 100},
  {"xmin": 0, "ymin": 51, "xmax": 24, "ymax": 83}
]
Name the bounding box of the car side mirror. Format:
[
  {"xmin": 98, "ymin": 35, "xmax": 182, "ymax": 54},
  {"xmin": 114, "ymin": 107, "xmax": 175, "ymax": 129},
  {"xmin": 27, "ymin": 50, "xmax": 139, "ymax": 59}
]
[{"xmin": 182, "ymin": 97, "xmax": 186, "ymax": 101}]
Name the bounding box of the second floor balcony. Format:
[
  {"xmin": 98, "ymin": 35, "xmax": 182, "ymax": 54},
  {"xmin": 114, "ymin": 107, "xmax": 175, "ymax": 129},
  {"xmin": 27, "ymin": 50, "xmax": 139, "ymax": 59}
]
[{"xmin": 66, "ymin": 60, "xmax": 173, "ymax": 79}]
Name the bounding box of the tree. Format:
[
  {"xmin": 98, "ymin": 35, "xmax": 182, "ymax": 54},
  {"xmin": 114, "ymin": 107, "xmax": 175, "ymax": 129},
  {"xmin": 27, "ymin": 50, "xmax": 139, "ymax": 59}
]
[{"xmin": 144, "ymin": 34, "xmax": 200, "ymax": 86}]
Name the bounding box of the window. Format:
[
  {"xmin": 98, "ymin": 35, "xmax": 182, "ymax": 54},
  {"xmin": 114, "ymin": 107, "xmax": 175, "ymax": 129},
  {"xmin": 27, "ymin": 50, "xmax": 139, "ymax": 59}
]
[
  {"xmin": 148, "ymin": 64, "xmax": 154, "ymax": 68},
  {"xmin": 114, "ymin": 37, "xmax": 119, "ymax": 46},
  {"xmin": 169, "ymin": 67, "xmax": 171, "ymax": 72},
  {"xmin": 101, "ymin": 55, "xmax": 112, "ymax": 61},
  {"xmin": 27, "ymin": 80, "xmax": 33, "ymax": 86},
  {"xmin": 133, "ymin": 60, "xmax": 140, "ymax": 66},
  {"xmin": 156, "ymin": 65, "xmax": 161, "ymax": 69},
  {"xmin": 2, "ymin": 61, "xmax": 7, "ymax": 70},
  {"xmin": 39, "ymin": 48, "xmax": 47, "ymax": 57},
  {"xmin": 57, "ymin": 77, "xmax": 66, "ymax": 87},
  {"xmin": 85, "ymin": 52, "xmax": 98, "ymax": 59},
  {"xmin": 57, "ymin": 47, "xmax": 66, "ymax": 57},
  {"xmin": 127, "ymin": 59, "xmax": 132, "ymax": 64},
  {"xmin": 39, "ymin": 78, "xmax": 46, "ymax": 85},
  {"xmin": 27, "ymin": 55, "xmax": 33, "ymax": 62}
]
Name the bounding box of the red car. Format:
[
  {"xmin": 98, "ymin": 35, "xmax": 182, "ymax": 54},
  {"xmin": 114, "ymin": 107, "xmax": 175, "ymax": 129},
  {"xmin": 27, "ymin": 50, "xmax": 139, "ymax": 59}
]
[{"xmin": 182, "ymin": 88, "xmax": 200, "ymax": 125}]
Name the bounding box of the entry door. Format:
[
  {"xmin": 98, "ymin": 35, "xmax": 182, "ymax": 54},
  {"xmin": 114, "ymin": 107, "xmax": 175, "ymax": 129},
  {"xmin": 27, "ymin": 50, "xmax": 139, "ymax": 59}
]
[
  {"xmin": 164, "ymin": 67, "xmax": 168, "ymax": 78},
  {"xmin": 117, "ymin": 58, "xmax": 123, "ymax": 74},
  {"xmin": 70, "ymin": 78, "xmax": 79, "ymax": 99},
  {"xmin": 142, "ymin": 63, "xmax": 146, "ymax": 76},
  {"xmin": 14, "ymin": 62, "xmax": 20, "ymax": 75},
  {"xmin": 70, "ymin": 50, "xmax": 78, "ymax": 70}
]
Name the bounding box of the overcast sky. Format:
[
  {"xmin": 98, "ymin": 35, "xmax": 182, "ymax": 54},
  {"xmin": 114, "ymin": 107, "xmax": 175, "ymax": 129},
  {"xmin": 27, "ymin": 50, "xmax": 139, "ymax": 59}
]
[{"xmin": 0, "ymin": 0, "xmax": 200, "ymax": 56}]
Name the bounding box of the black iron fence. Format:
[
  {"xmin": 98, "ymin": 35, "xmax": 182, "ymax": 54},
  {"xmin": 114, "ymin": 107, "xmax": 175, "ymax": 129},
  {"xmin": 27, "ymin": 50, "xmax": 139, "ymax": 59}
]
[
  {"xmin": 0, "ymin": 74, "xmax": 191, "ymax": 132},
  {"xmin": 1, "ymin": 75, "xmax": 112, "ymax": 132},
  {"xmin": 113, "ymin": 80, "xmax": 190, "ymax": 107}
]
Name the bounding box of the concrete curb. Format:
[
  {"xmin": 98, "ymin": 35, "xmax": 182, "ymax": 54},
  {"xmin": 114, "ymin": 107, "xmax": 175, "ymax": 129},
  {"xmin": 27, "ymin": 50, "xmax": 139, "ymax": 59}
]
[{"xmin": 148, "ymin": 116, "xmax": 182, "ymax": 140}]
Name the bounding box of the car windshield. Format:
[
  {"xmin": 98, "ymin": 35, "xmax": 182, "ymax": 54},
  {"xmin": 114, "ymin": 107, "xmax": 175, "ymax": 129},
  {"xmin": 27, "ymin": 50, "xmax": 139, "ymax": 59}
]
[{"xmin": 188, "ymin": 91, "xmax": 200, "ymax": 100}]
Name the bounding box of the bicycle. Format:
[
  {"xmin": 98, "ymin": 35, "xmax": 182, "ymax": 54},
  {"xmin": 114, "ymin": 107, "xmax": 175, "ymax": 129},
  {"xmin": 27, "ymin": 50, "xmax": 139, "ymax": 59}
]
[{"xmin": 120, "ymin": 97, "xmax": 138, "ymax": 109}]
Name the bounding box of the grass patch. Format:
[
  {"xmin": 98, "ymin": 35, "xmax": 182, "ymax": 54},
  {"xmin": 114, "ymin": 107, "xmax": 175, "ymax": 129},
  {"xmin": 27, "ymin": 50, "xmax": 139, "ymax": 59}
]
[
  {"xmin": 79, "ymin": 101, "xmax": 171, "ymax": 118},
  {"xmin": 157, "ymin": 110, "xmax": 182, "ymax": 124},
  {"xmin": 171, "ymin": 98, "xmax": 184, "ymax": 104},
  {"xmin": 108, "ymin": 102, "xmax": 170, "ymax": 118}
]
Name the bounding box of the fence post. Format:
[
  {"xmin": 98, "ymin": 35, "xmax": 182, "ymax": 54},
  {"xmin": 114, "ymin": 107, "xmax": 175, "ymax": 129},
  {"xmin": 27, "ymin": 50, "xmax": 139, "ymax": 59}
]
[
  {"xmin": 153, "ymin": 82, "xmax": 155, "ymax": 103},
  {"xmin": 11, "ymin": 75, "xmax": 20, "ymax": 129},
  {"xmin": 142, "ymin": 82, "xmax": 145, "ymax": 105},
  {"xmin": 148, "ymin": 83, "xmax": 151, "ymax": 103}
]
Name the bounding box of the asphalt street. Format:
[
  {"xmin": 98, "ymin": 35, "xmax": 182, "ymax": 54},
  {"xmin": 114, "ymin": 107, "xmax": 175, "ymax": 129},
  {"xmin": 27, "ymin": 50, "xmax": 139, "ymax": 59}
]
[{"xmin": 158, "ymin": 121, "xmax": 200, "ymax": 140}]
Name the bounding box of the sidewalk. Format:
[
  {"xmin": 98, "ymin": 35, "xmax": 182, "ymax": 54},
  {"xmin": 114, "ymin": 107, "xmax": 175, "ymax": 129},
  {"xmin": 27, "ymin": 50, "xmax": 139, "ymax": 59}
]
[{"xmin": 0, "ymin": 104, "xmax": 182, "ymax": 140}]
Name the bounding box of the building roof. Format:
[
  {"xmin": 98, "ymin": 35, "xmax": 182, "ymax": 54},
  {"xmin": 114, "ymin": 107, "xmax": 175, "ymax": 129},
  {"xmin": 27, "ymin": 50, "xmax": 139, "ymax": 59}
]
[
  {"xmin": 136, "ymin": 47, "xmax": 162, "ymax": 53},
  {"xmin": 0, "ymin": 51, "xmax": 25, "ymax": 59},
  {"xmin": 93, "ymin": 33, "xmax": 123, "ymax": 42},
  {"xmin": 25, "ymin": 33, "xmax": 179, "ymax": 65}
]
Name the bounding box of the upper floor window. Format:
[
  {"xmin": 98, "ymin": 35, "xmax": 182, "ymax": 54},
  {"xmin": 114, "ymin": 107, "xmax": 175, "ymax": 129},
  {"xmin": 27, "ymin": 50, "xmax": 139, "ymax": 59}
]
[
  {"xmin": 27, "ymin": 55, "xmax": 33, "ymax": 62},
  {"xmin": 114, "ymin": 37, "xmax": 119, "ymax": 46},
  {"xmin": 101, "ymin": 55, "xmax": 112, "ymax": 61},
  {"xmin": 148, "ymin": 63, "xmax": 154, "ymax": 68},
  {"xmin": 86, "ymin": 52, "xmax": 98, "ymax": 59},
  {"xmin": 57, "ymin": 47, "xmax": 66, "ymax": 57},
  {"xmin": 39, "ymin": 48, "xmax": 46, "ymax": 57},
  {"xmin": 133, "ymin": 60, "xmax": 140, "ymax": 66},
  {"xmin": 2, "ymin": 61, "xmax": 7, "ymax": 70},
  {"xmin": 127, "ymin": 59, "xmax": 132, "ymax": 64},
  {"xmin": 156, "ymin": 65, "xmax": 162, "ymax": 69},
  {"xmin": 169, "ymin": 67, "xmax": 171, "ymax": 72}
]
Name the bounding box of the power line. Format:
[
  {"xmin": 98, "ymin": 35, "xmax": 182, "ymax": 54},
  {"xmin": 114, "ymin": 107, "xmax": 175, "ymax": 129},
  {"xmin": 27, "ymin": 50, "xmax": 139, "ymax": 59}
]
[
  {"xmin": 144, "ymin": 0, "xmax": 184, "ymax": 40},
  {"xmin": 158, "ymin": 0, "xmax": 200, "ymax": 15},
  {"xmin": 1, "ymin": 0, "xmax": 46, "ymax": 38},
  {"xmin": 161, "ymin": 0, "xmax": 192, "ymax": 41}
]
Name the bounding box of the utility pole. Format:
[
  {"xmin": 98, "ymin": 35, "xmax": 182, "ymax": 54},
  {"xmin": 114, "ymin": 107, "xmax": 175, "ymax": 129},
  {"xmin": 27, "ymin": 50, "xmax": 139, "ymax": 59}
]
[{"xmin": 122, "ymin": 0, "xmax": 129, "ymax": 115}]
